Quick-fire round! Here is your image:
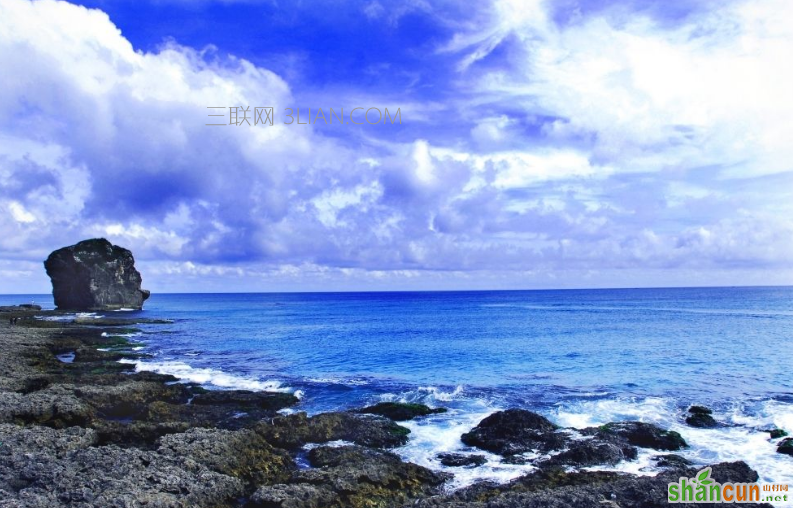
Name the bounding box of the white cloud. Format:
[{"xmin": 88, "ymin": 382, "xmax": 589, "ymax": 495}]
[
  {"xmin": 0, "ymin": 0, "xmax": 792, "ymax": 292},
  {"xmin": 458, "ymin": 0, "xmax": 793, "ymax": 178}
]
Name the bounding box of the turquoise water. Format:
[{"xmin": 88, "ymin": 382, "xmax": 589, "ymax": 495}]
[{"xmin": 5, "ymin": 287, "xmax": 793, "ymax": 488}]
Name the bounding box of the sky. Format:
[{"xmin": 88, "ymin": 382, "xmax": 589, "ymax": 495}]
[{"xmin": 0, "ymin": 0, "xmax": 792, "ymax": 293}]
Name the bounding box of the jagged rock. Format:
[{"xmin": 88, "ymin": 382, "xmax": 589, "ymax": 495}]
[
  {"xmin": 248, "ymin": 483, "xmax": 339, "ymax": 508},
  {"xmin": 44, "ymin": 238, "xmax": 150, "ymax": 311},
  {"xmin": 777, "ymin": 438, "xmax": 793, "ymax": 456},
  {"xmin": 595, "ymin": 421, "xmax": 688, "ymax": 450},
  {"xmin": 686, "ymin": 405, "xmax": 719, "ymax": 428},
  {"xmin": 260, "ymin": 445, "xmax": 450, "ymax": 508},
  {"xmin": 0, "ymin": 390, "xmax": 93, "ymax": 428},
  {"xmin": 0, "ymin": 304, "xmax": 42, "ymax": 312},
  {"xmin": 542, "ymin": 432, "xmax": 638, "ymax": 468},
  {"xmin": 0, "ymin": 441, "xmax": 244, "ymax": 507},
  {"xmin": 355, "ymin": 402, "xmax": 447, "ymax": 421},
  {"xmin": 254, "ymin": 412, "xmax": 411, "ymax": 450},
  {"xmin": 437, "ymin": 453, "xmax": 487, "ymax": 467},
  {"xmin": 460, "ymin": 409, "xmax": 566, "ymax": 456},
  {"xmin": 0, "ymin": 423, "xmax": 97, "ymax": 456},
  {"xmin": 191, "ymin": 390, "xmax": 299, "ymax": 411},
  {"xmin": 158, "ymin": 427, "xmax": 295, "ymax": 486},
  {"xmin": 94, "ymin": 420, "xmax": 190, "ymax": 448},
  {"xmin": 769, "ymin": 428, "xmax": 788, "ymax": 439},
  {"xmin": 410, "ymin": 461, "xmax": 768, "ymax": 508},
  {"xmin": 653, "ymin": 454, "xmax": 693, "ymax": 469}
]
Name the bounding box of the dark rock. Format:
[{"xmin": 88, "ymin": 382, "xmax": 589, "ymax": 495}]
[
  {"xmin": 255, "ymin": 411, "xmax": 411, "ymax": 450},
  {"xmin": 778, "ymin": 437, "xmax": 793, "ymax": 456},
  {"xmin": 158, "ymin": 427, "xmax": 295, "ymax": 486},
  {"xmin": 0, "ymin": 442, "xmax": 244, "ymax": 507},
  {"xmin": 0, "ymin": 390, "xmax": 94, "ymax": 428},
  {"xmin": 653, "ymin": 454, "xmax": 692, "ymax": 469},
  {"xmin": 248, "ymin": 483, "xmax": 339, "ymax": 508},
  {"xmin": 686, "ymin": 413, "xmax": 719, "ymax": 428},
  {"xmin": 250, "ymin": 444, "xmax": 448, "ymax": 508},
  {"xmin": 597, "ymin": 421, "xmax": 688, "ymax": 450},
  {"xmin": 542, "ymin": 432, "xmax": 638, "ymax": 468},
  {"xmin": 71, "ymin": 379, "xmax": 192, "ymax": 420},
  {"xmin": 95, "ymin": 420, "xmax": 190, "ymax": 447},
  {"xmin": 709, "ymin": 460, "xmax": 760, "ymax": 483},
  {"xmin": 460, "ymin": 409, "xmax": 566, "ymax": 456},
  {"xmin": 0, "ymin": 304, "xmax": 42, "ymax": 312},
  {"xmin": 686, "ymin": 405, "xmax": 719, "ymax": 428},
  {"xmin": 144, "ymin": 399, "xmax": 288, "ymax": 431},
  {"xmin": 286, "ymin": 445, "xmax": 449, "ymax": 506},
  {"xmin": 192, "ymin": 389, "xmax": 299, "ymax": 411},
  {"xmin": 0, "ymin": 423, "xmax": 97, "ymax": 456},
  {"xmin": 410, "ymin": 461, "xmax": 768, "ymax": 508},
  {"xmin": 44, "ymin": 238, "xmax": 150, "ymax": 311},
  {"xmin": 356, "ymin": 402, "xmax": 447, "ymax": 421},
  {"xmin": 437, "ymin": 453, "xmax": 487, "ymax": 467},
  {"xmin": 768, "ymin": 428, "xmax": 788, "ymax": 439}
]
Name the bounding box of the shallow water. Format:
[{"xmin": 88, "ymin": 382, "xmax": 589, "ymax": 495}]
[{"xmin": 5, "ymin": 287, "xmax": 792, "ymax": 488}]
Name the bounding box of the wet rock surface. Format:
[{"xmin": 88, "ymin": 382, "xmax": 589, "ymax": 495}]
[
  {"xmin": 191, "ymin": 389, "xmax": 299, "ymax": 411},
  {"xmin": 44, "ymin": 238, "xmax": 150, "ymax": 311},
  {"xmin": 355, "ymin": 402, "xmax": 447, "ymax": 421},
  {"xmin": 249, "ymin": 445, "xmax": 450, "ymax": 508},
  {"xmin": 412, "ymin": 461, "xmax": 769, "ymax": 508},
  {"xmin": 254, "ymin": 411, "xmax": 411, "ymax": 449},
  {"xmin": 686, "ymin": 405, "xmax": 719, "ymax": 428},
  {"xmin": 592, "ymin": 421, "xmax": 688, "ymax": 451},
  {"xmin": 460, "ymin": 409, "xmax": 565, "ymax": 455},
  {"xmin": 437, "ymin": 453, "xmax": 488, "ymax": 467},
  {"xmin": 777, "ymin": 437, "xmax": 793, "ymax": 456},
  {"xmin": 459, "ymin": 410, "xmax": 686, "ymax": 470}
]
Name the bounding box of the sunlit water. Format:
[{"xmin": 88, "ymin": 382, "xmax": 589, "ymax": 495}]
[{"xmin": 4, "ymin": 287, "xmax": 792, "ymax": 489}]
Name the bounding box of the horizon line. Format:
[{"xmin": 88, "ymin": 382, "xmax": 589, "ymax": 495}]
[{"xmin": 2, "ymin": 283, "xmax": 792, "ymax": 297}]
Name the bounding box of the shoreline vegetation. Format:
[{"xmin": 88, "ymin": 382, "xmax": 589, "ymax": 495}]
[{"xmin": 0, "ymin": 306, "xmax": 781, "ymax": 507}]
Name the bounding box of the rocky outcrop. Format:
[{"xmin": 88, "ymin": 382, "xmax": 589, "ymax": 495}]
[
  {"xmin": 248, "ymin": 445, "xmax": 450, "ymax": 508},
  {"xmin": 0, "ymin": 438, "xmax": 244, "ymax": 507},
  {"xmin": 686, "ymin": 405, "xmax": 719, "ymax": 428},
  {"xmin": 594, "ymin": 421, "xmax": 688, "ymax": 450},
  {"xmin": 411, "ymin": 461, "xmax": 770, "ymax": 508},
  {"xmin": 437, "ymin": 453, "xmax": 488, "ymax": 467},
  {"xmin": 44, "ymin": 238, "xmax": 150, "ymax": 310},
  {"xmin": 460, "ymin": 409, "xmax": 565, "ymax": 456},
  {"xmin": 777, "ymin": 437, "xmax": 793, "ymax": 456},
  {"xmin": 355, "ymin": 402, "xmax": 447, "ymax": 421},
  {"xmin": 191, "ymin": 390, "xmax": 299, "ymax": 411},
  {"xmin": 158, "ymin": 427, "xmax": 296, "ymax": 486},
  {"xmin": 253, "ymin": 411, "xmax": 411, "ymax": 450},
  {"xmin": 459, "ymin": 410, "xmax": 689, "ymax": 470}
]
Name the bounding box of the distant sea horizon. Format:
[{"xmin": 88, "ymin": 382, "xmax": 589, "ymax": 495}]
[{"xmin": 3, "ymin": 282, "xmax": 793, "ymax": 298}]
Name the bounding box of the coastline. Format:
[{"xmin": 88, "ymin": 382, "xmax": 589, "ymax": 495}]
[{"xmin": 0, "ymin": 308, "xmax": 782, "ymax": 507}]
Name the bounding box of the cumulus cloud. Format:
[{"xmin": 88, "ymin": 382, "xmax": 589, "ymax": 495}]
[{"xmin": 0, "ymin": 0, "xmax": 791, "ymax": 293}]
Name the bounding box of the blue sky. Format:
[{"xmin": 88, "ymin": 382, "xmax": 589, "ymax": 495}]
[{"xmin": 0, "ymin": 0, "xmax": 792, "ymax": 293}]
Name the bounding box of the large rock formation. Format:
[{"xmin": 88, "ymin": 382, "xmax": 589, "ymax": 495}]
[{"xmin": 44, "ymin": 238, "xmax": 150, "ymax": 310}]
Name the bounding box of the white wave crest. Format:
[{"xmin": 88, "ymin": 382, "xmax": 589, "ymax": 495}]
[{"xmin": 118, "ymin": 359, "xmax": 299, "ymax": 396}]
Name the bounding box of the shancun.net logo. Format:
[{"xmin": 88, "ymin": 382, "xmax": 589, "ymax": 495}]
[{"xmin": 668, "ymin": 467, "xmax": 789, "ymax": 503}]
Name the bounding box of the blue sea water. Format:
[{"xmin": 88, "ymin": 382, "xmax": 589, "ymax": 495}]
[{"xmin": 4, "ymin": 287, "xmax": 793, "ymax": 489}]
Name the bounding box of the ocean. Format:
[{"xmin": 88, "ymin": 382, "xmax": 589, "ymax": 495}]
[{"xmin": 4, "ymin": 287, "xmax": 792, "ymax": 490}]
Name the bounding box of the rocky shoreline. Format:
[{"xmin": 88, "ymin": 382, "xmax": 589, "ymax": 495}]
[{"xmin": 0, "ymin": 307, "xmax": 781, "ymax": 507}]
